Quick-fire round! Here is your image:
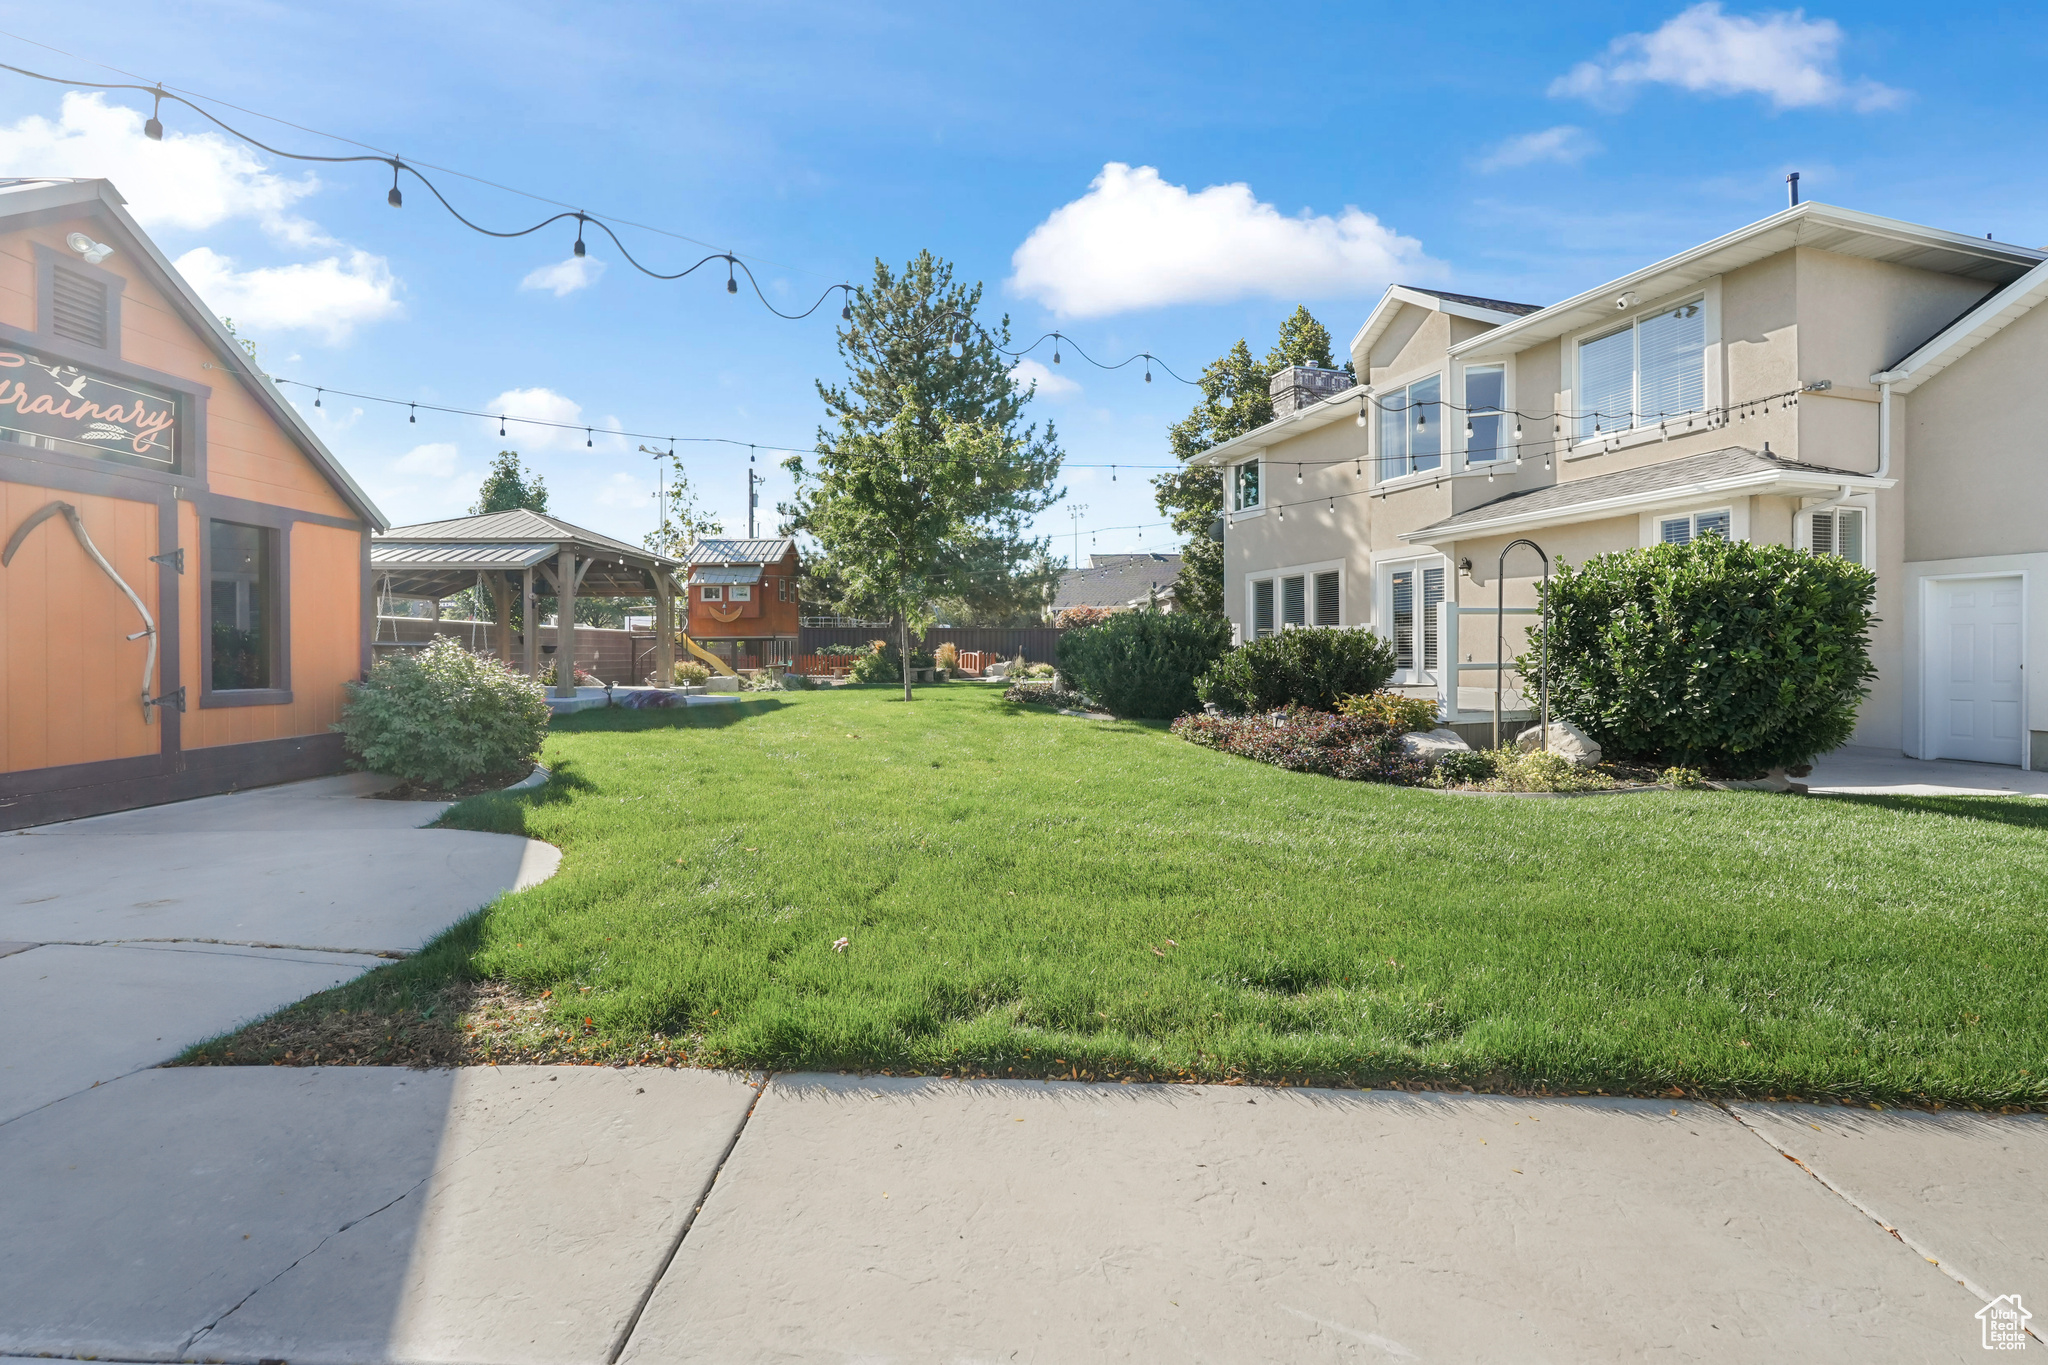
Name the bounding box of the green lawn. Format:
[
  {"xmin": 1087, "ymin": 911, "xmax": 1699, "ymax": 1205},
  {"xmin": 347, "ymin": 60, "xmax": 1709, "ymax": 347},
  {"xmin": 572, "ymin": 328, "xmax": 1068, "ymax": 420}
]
[{"xmin": 190, "ymin": 684, "xmax": 2048, "ymax": 1106}]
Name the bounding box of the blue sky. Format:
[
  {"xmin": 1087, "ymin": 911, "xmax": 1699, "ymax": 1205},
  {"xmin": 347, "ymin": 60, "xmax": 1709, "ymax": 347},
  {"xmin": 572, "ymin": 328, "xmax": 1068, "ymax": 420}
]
[{"xmin": 3, "ymin": 2, "xmax": 2043, "ymax": 566}]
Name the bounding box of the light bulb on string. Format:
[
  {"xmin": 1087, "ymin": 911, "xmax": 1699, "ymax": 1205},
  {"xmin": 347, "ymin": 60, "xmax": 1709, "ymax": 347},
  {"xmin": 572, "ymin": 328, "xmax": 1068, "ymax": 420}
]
[
  {"xmin": 1355, "ymin": 398, "xmax": 1368, "ymax": 428},
  {"xmin": 408, "ymin": 403, "xmax": 416, "ymax": 424},
  {"xmin": 388, "ymin": 161, "xmax": 403, "ymax": 208},
  {"xmin": 313, "ymin": 388, "xmax": 322, "ymax": 408},
  {"xmin": 1052, "ymin": 336, "xmax": 1062, "ymax": 364},
  {"xmin": 586, "ymin": 429, "xmax": 593, "ymax": 448},
  {"xmin": 1415, "ymin": 408, "xmax": 1426, "ymax": 431},
  {"xmin": 1327, "ymin": 493, "xmax": 1334, "ymax": 513},
  {"xmin": 841, "ymin": 288, "xmax": 853, "ymax": 321},
  {"xmin": 725, "ymin": 256, "xmax": 737, "ymax": 293},
  {"xmin": 572, "ymin": 215, "xmax": 586, "ymax": 258},
  {"xmin": 1514, "ymin": 420, "xmax": 1523, "ymax": 441},
  {"xmin": 1111, "ymin": 466, "xmax": 1117, "ymax": 482},
  {"xmin": 499, "ymin": 417, "xmax": 507, "ymax": 437},
  {"xmin": 144, "ymin": 89, "xmax": 164, "ymax": 141},
  {"xmin": 1295, "ymin": 463, "xmax": 1302, "ymax": 484},
  {"xmin": 1465, "ymin": 419, "xmax": 1474, "ymax": 440}
]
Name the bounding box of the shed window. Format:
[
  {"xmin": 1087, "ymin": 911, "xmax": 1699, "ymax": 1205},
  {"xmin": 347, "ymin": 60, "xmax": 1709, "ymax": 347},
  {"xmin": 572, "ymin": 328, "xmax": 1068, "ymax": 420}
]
[
  {"xmin": 729, "ymin": 585, "xmax": 752, "ymax": 601},
  {"xmin": 209, "ymin": 521, "xmax": 275, "ymax": 690},
  {"xmin": 701, "ymin": 585, "xmax": 723, "ymax": 601}
]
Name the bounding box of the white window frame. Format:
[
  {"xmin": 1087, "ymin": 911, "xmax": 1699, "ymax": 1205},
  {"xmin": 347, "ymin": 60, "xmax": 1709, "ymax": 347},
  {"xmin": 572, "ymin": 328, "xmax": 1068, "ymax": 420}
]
[
  {"xmin": 1378, "ymin": 554, "xmax": 1448, "ymax": 685},
  {"xmin": 1641, "ymin": 502, "xmax": 1744, "ymax": 548},
  {"xmin": 1245, "ymin": 559, "xmax": 1347, "ymax": 638},
  {"xmin": 700, "ymin": 584, "xmax": 724, "ymax": 602},
  {"xmin": 1797, "ymin": 494, "xmax": 1875, "ymax": 567},
  {"xmin": 1458, "ymin": 361, "xmax": 1514, "ymax": 469},
  {"xmin": 1373, "ymin": 371, "xmax": 1446, "ymax": 488},
  {"xmin": 1564, "ymin": 281, "xmax": 1722, "ymax": 461},
  {"xmin": 728, "ymin": 584, "xmax": 753, "ymax": 601},
  {"xmin": 1231, "ymin": 456, "xmax": 1265, "ymax": 516}
]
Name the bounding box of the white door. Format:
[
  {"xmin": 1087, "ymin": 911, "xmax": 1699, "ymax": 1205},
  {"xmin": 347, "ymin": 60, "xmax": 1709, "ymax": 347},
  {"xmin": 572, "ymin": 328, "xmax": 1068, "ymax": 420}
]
[{"xmin": 1929, "ymin": 576, "xmax": 2025, "ymax": 765}]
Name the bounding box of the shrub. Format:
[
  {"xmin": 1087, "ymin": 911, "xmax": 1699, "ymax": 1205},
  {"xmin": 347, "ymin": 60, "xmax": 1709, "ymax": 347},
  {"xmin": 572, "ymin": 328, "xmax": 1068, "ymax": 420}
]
[
  {"xmin": 1433, "ymin": 749, "xmax": 1496, "ymax": 786},
  {"xmin": 672, "ymin": 660, "xmax": 712, "ymax": 685},
  {"xmin": 818, "ymin": 643, "xmax": 864, "ymax": 657},
  {"xmin": 1004, "ymin": 680, "xmax": 1086, "ymax": 710},
  {"xmin": 539, "ymin": 659, "xmax": 602, "ymax": 688},
  {"xmin": 934, "ymin": 641, "xmax": 960, "ymax": 671},
  {"xmin": 1196, "ymin": 628, "xmax": 1399, "ymax": 714},
  {"xmin": 1660, "ymin": 765, "xmax": 1706, "ymax": 789},
  {"xmin": 1055, "ymin": 604, "xmax": 1120, "ymax": 629},
  {"xmin": 1336, "ymin": 690, "xmax": 1438, "ymax": 734},
  {"xmin": 336, "ymin": 637, "xmax": 550, "ymax": 788},
  {"xmin": 1430, "ymin": 746, "xmax": 1615, "ymax": 793},
  {"xmin": 1055, "ymin": 611, "xmax": 1232, "ymax": 719},
  {"xmin": 1171, "ymin": 705, "xmax": 1429, "ymax": 785},
  {"xmin": 849, "ymin": 641, "xmax": 901, "ymax": 685},
  {"xmin": 1524, "ymin": 538, "xmax": 1878, "ymax": 774}
]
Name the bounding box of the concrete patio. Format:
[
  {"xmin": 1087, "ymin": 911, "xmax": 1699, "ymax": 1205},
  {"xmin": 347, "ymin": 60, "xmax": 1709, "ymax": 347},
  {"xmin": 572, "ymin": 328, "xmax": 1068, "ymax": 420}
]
[{"xmin": 1806, "ymin": 744, "xmax": 2048, "ymax": 797}]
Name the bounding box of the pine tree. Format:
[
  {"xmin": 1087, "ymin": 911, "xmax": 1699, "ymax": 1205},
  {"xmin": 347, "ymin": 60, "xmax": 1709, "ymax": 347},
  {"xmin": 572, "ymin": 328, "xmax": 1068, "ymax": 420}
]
[{"xmin": 471, "ymin": 451, "xmax": 550, "ymax": 515}]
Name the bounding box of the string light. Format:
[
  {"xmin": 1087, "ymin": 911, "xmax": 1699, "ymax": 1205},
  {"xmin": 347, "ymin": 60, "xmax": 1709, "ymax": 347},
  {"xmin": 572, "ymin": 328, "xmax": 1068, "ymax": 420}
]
[
  {"xmin": 572, "ymin": 214, "xmax": 586, "ymax": 258},
  {"xmin": 388, "ymin": 160, "xmax": 403, "ymax": 208},
  {"xmin": 725, "ymin": 256, "xmax": 738, "ymax": 294},
  {"xmin": 313, "ymin": 387, "xmax": 322, "ymax": 407},
  {"xmin": 408, "ymin": 402, "xmax": 415, "ymax": 424},
  {"xmin": 585, "ymin": 428, "xmax": 593, "ymax": 448}
]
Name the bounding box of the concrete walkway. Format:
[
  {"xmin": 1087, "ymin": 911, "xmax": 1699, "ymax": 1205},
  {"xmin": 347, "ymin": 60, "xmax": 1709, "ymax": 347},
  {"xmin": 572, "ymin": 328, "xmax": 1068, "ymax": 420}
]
[
  {"xmin": 0, "ymin": 773, "xmax": 558, "ymax": 1125},
  {"xmin": 1807, "ymin": 744, "xmax": 2048, "ymax": 797},
  {"xmin": 3, "ymin": 1068, "xmax": 2040, "ymax": 1363}
]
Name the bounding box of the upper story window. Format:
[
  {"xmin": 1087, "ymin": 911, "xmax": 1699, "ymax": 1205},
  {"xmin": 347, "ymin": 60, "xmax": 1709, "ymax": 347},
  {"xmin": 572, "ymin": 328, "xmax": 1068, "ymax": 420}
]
[
  {"xmin": 1233, "ymin": 458, "xmax": 1261, "ymax": 511},
  {"xmin": 1464, "ymin": 365, "xmax": 1506, "ymax": 465},
  {"xmin": 1377, "ymin": 374, "xmax": 1442, "ymax": 481},
  {"xmin": 1577, "ymin": 298, "xmax": 1705, "ymax": 440}
]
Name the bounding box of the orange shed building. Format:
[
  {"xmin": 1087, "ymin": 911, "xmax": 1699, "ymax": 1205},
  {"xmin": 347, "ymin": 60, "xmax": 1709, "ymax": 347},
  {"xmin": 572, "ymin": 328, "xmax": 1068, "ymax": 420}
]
[
  {"xmin": 0, "ymin": 179, "xmax": 386, "ymax": 829},
  {"xmin": 684, "ymin": 537, "xmax": 801, "ymax": 669}
]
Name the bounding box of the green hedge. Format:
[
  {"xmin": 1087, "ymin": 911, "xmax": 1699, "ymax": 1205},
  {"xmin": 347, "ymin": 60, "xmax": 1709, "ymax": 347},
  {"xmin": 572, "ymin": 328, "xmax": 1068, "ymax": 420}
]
[
  {"xmin": 336, "ymin": 637, "xmax": 551, "ymax": 788},
  {"xmin": 1055, "ymin": 611, "xmax": 1232, "ymax": 719},
  {"xmin": 1195, "ymin": 627, "xmax": 1398, "ymax": 714},
  {"xmin": 1523, "ymin": 537, "xmax": 1877, "ymax": 775}
]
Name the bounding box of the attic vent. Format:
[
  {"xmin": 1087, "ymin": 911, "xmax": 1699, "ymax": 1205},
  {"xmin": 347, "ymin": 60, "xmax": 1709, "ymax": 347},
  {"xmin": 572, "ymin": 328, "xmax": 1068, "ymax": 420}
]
[{"xmin": 50, "ymin": 266, "xmax": 109, "ymax": 349}]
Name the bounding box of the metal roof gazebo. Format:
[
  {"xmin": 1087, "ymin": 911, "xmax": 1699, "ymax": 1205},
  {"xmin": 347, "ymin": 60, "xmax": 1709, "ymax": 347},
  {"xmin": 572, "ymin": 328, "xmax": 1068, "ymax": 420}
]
[{"xmin": 370, "ymin": 509, "xmax": 682, "ymax": 697}]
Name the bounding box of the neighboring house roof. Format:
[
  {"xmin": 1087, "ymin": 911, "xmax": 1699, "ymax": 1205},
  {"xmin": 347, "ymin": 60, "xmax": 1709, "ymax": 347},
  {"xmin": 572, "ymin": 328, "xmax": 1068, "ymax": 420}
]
[
  {"xmin": 378, "ymin": 508, "xmax": 674, "ymax": 564},
  {"xmin": 1450, "ymin": 201, "xmax": 2043, "ymax": 363},
  {"xmin": 1876, "ymin": 255, "xmax": 2048, "ymax": 392},
  {"xmin": 686, "ymin": 537, "xmax": 795, "ymax": 566},
  {"xmin": 1053, "ymin": 553, "xmax": 1182, "ymax": 610},
  {"xmin": 1398, "ymin": 447, "xmax": 1893, "ymax": 544},
  {"xmin": 0, "ymin": 178, "xmax": 389, "ymax": 529}
]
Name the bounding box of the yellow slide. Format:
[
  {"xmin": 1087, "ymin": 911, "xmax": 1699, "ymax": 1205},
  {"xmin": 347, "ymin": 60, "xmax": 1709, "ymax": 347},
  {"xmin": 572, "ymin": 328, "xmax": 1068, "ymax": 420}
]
[{"xmin": 680, "ymin": 633, "xmax": 739, "ymax": 677}]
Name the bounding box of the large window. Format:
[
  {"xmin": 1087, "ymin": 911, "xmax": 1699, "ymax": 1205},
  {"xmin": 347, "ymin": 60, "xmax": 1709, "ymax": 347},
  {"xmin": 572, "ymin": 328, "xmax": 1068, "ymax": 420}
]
[
  {"xmin": 1378, "ymin": 374, "xmax": 1442, "ymax": 481},
  {"xmin": 209, "ymin": 521, "xmax": 275, "ymax": 691},
  {"xmin": 1251, "ymin": 578, "xmax": 1275, "ymax": 638},
  {"xmin": 1233, "ymin": 458, "xmax": 1261, "ymax": 511},
  {"xmin": 1464, "ymin": 365, "xmax": 1506, "ymax": 465},
  {"xmin": 1577, "ymin": 298, "xmax": 1705, "ymax": 439},
  {"xmin": 1388, "ymin": 563, "xmax": 1445, "ymax": 675},
  {"xmin": 1658, "ymin": 508, "xmax": 1732, "ymax": 546}
]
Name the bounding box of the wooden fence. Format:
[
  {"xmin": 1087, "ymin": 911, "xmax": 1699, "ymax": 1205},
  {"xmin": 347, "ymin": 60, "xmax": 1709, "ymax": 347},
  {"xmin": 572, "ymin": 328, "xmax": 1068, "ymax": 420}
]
[
  {"xmin": 796, "ymin": 625, "xmax": 1065, "ymax": 663},
  {"xmin": 371, "ymin": 617, "xmax": 649, "ymax": 684}
]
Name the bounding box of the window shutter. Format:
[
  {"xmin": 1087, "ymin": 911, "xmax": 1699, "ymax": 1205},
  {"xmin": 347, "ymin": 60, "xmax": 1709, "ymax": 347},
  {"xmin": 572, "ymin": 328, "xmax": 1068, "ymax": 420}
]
[
  {"xmin": 1313, "ymin": 571, "xmax": 1341, "ymax": 626},
  {"xmin": 50, "ymin": 266, "xmax": 109, "ymax": 349}
]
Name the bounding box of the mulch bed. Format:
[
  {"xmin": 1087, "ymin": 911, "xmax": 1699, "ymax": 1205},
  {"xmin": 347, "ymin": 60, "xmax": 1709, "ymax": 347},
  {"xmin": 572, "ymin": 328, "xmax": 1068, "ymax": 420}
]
[{"xmin": 370, "ymin": 766, "xmax": 535, "ymax": 802}]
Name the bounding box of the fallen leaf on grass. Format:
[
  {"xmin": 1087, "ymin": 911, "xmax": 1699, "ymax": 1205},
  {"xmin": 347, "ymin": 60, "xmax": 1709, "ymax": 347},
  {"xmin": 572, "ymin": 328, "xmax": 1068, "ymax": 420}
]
[
  {"xmin": 832, "ymin": 937, "xmax": 850, "ymax": 952},
  {"xmin": 1151, "ymin": 947, "xmax": 1167, "ymax": 958}
]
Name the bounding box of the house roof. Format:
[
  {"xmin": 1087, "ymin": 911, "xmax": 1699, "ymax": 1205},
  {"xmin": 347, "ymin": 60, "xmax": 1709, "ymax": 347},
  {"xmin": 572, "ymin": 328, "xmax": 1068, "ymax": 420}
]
[
  {"xmin": 1349, "ymin": 284, "xmax": 1545, "ymax": 369},
  {"xmin": 686, "ymin": 537, "xmax": 795, "ymax": 566},
  {"xmin": 1398, "ymin": 447, "xmax": 1893, "ymax": 544},
  {"xmin": 1053, "ymin": 552, "xmax": 1182, "ymax": 610},
  {"xmin": 1397, "ymin": 288, "xmax": 1545, "ymax": 316},
  {"xmin": 1450, "ymin": 201, "xmax": 2044, "ymax": 362},
  {"xmin": 0, "ymin": 179, "xmax": 388, "ymax": 529},
  {"xmin": 1876, "ymin": 255, "xmax": 2048, "ymax": 393}
]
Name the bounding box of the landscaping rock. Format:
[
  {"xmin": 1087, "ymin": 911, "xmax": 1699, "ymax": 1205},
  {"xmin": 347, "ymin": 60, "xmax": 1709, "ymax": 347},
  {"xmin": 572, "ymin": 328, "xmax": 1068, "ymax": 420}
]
[
  {"xmin": 1514, "ymin": 719, "xmax": 1602, "ymax": 766},
  {"xmin": 704, "ymin": 675, "xmax": 742, "ymax": 693},
  {"xmin": 1400, "ymin": 727, "xmax": 1471, "ymax": 761},
  {"xmin": 984, "ymin": 661, "xmax": 1010, "ymax": 680}
]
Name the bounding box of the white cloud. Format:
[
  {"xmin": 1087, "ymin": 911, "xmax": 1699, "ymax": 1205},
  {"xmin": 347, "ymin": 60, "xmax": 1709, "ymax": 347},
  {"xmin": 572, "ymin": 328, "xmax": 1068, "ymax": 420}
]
[
  {"xmin": 479, "ymin": 387, "xmax": 627, "ymax": 453},
  {"xmin": 0, "ymin": 92, "xmax": 328, "ymax": 240},
  {"xmin": 1475, "ymin": 126, "xmax": 1602, "ymax": 172},
  {"xmin": 1008, "ymin": 163, "xmax": 1431, "ymax": 318},
  {"xmin": 174, "ymin": 247, "xmax": 401, "ymax": 345},
  {"xmin": 521, "ymin": 255, "xmax": 606, "ymax": 297},
  {"xmin": 594, "ymin": 471, "xmax": 648, "ymax": 509},
  {"xmin": 1550, "ymin": 4, "xmax": 1905, "ymax": 112},
  {"xmin": 1009, "ymin": 358, "xmax": 1079, "ymax": 398},
  {"xmin": 395, "ymin": 442, "xmax": 461, "ymax": 478}
]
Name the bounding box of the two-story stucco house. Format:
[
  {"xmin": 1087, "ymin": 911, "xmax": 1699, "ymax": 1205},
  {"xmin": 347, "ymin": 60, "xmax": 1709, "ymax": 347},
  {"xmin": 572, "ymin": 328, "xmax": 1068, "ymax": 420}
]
[{"xmin": 1193, "ymin": 201, "xmax": 2048, "ymax": 769}]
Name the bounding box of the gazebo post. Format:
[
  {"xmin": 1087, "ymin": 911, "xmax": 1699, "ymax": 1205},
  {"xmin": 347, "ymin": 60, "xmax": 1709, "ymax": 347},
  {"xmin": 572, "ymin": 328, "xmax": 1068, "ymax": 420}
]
[
  {"xmin": 554, "ymin": 545, "xmax": 579, "ymax": 698},
  {"xmin": 522, "ymin": 570, "xmax": 539, "ymax": 679},
  {"xmin": 652, "ymin": 568, "xmax": 675, "ymax": 687},
  {"xmin": 490, "ymin": 572, "xmax": 513, "ymax": 664}
]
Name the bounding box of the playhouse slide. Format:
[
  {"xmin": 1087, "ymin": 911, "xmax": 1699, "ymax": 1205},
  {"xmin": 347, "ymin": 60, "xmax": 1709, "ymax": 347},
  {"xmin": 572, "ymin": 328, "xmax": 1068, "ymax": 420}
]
[{"xmin": 679, "ymin": 633, "xmax": 739, "ymax": 678}]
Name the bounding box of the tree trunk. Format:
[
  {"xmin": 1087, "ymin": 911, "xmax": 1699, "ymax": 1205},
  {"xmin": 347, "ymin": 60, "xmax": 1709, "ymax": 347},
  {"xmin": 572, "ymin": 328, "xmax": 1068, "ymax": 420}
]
[{"xmin": 900, "ymin": 611, "xmax": 913, "ymax": 702}]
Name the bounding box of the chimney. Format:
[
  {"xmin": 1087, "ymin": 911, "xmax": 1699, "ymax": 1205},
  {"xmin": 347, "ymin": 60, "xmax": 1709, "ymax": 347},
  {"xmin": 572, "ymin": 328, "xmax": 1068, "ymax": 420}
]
[
  {"xmin": 1786, "ymin": 171, "xmax": 1801, "ymax": 208},
  {"xmin": 1268, "ymin": 365, "xmax": 1354, "ymax": 417}
]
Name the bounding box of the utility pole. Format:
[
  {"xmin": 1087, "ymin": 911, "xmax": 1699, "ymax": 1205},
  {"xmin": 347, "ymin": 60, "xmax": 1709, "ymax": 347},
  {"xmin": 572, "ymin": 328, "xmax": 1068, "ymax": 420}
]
[
  {"xmin": 747, "ymin": 467, "xmax": 759, "ymax": 538},
  {"xmin": 1065, "ymin": 502, "xmax": 1089, "ymax": 569}
]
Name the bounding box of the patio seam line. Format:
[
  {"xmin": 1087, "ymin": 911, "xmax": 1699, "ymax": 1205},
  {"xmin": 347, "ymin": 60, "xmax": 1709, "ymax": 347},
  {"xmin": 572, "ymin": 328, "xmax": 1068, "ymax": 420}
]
[
  {"xmin": 177, "ymin": 1173, "xmax": 436, "ymax": 1358},
  {"xmin": 0, "ymin": 1062, "xmax": 164, "ymax": 1132},
  {"xmin": 605, "ymin": 1070, "xmax": 772, "ymax": 1365},
  {"xmin": 32, "ymin": 937, "xmax": 409, "ymax": 960},
  {"xmin": 1717, "ymin": 1101, "xmax": 2044, "ymax": 1344}
]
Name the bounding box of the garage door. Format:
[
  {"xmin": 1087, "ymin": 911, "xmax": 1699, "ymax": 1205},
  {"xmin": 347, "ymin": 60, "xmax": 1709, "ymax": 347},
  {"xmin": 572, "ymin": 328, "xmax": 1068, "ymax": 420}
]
[{"xmin": 1929, "ymin": 576, "xmax": 2025, "ymax": 766}]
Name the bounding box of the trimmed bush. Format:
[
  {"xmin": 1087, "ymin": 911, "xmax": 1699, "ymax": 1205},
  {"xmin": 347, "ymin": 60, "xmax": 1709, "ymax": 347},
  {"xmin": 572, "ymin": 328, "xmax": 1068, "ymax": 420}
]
[
  {"xmin": 336, "ymin": 637, "xmax": 550, "ymax": 788},
  {"xmin": 848, "ymin": 644, "xmax": 900, "ymax": 685},
  {"xmin": 1195, "ymin": 627, "xmax": 1398, "ymax": 715},
  {"xmin": 1524, "ymin": 537, "xmax": 1877, "ymax": 775},
  {"xmin": 1336, "ymin": 690, "xmax": 1438, "ymax": 734},
  {"xmin": 1056, "ymin": 611, "xmax": 1233, "ymax": 719},
  {"xmin": 672, "ymin": 660, "xmax": 712, "ymax": 685}
]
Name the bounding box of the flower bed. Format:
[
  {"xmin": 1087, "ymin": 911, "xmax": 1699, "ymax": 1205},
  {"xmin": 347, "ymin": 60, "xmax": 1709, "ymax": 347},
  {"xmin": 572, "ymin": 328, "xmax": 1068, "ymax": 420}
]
[
  {"xmin": 1005, "ymin": 680, "xmax": 1088, "ymax": 710},
  {"xmin": 1170, "ymin": 705, "xmax": 1430, "ymax": 785}
]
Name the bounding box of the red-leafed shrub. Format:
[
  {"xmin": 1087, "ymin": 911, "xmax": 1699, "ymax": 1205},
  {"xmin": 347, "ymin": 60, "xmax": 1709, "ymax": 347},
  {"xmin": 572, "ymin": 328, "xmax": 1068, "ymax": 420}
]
[
  {"xmin": 1055, "ymin": 604, "xmax": 1121, "ymax": 629},
  {"xmin": 1170, "ymin": 705, "xmax": 1431, "ymax": 785}
]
